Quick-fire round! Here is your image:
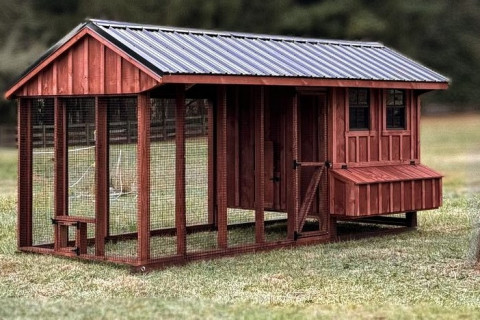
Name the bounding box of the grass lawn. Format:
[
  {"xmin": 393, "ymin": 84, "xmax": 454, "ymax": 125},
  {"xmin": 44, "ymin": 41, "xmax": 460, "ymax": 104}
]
[{"xmin": 1, "ymin": 113, "xmax": 480, "ymax": 319}]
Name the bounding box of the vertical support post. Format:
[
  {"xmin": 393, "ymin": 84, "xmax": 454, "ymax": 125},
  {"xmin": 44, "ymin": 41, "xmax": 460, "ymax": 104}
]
[
  {"xmin": 216, "ymin": 85, "xmax": 228, "ymax": 248},
  {"xmin": 95, "ymin": 97, "xmax": 109, "ymax": 256},
  {"xmin": 137, "ymin": 93, "xmax": 151, "ymax": 262},
  {"xmin": 287, "ymin": 93, "xmax": 299, "ymax": 239},
  {"xmin": 17, "ymin": 98, "xmax": 33, "ymax": 248},
  {"xmin": 176, "ymin": 85, "xmax": 187, "ymax": 256},
  {"xmin": 54, "ymin": 97, "xmax": 68, "ymax": 250},
  {"xmin": 406, "ymin": 211, "xmax": 417, "ymax": 228},
  {"xmin": 207, "ymin": 96, "xmax": 216, "ymax": 225},
  {"xmin": 254, "ymin": 86, "xmax": 265, "ymax": 243}
]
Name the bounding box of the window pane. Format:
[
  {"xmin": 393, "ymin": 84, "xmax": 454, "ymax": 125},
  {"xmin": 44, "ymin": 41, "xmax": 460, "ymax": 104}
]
[
  {"xmin": 357, "ymin": 89, "xmax": 368, "ymax": 104},
  {"xmin": 349, "ymin": 89, "xmax": 357, "ymax": 105},
  {"xmin": 349, "ymin": 88, "xmax": 370, "ymax": 130}
]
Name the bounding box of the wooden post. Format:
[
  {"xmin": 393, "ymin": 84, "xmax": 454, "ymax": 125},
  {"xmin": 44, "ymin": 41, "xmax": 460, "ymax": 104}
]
[
  {"xmin": 216, "ymin": 85, "xmax": 228, "ymax": 248},
  {"xmin": 137, "ymin": 93, "xmax": 150, "ymax": 262},
  {"xmin": 207, "ymin": 97, "xmax": 216, "ymax": 225},
  {"xmin": 54, "ymin": 97, "xmax": 68, "ymax": 250},
  {"xmin": 176, "ymin": 85, "xmax": 187, "ymax": 256},
  {"xmin": 287, "ymin": 93, "xmax": 299, "ymax": 239},
  {"xmin": 406, "ymin": 211, "xmax": 417, "ymax": 228},
  {"xmin": 255, "ymin": 86, "xmax": 265, "ymax": 243},
  {"xmin": 95, "ymin": 97, "xmax": 109, "ymax": 256},
  {"xmin": 17, "ymin": 98, "xmax": 33, "ymax": 248}
]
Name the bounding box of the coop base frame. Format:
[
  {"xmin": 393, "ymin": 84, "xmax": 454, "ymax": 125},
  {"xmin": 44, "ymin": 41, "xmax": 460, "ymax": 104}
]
[{"xmin": 17, "ymin": 212, "xmax": 417, "ymax": 272}]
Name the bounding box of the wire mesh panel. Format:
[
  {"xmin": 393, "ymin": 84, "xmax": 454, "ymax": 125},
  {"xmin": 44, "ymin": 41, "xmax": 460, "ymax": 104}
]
[
  {"xmin": 31, "ymin": 98, "xmax": 55, "ymax": 246},
  {"xmin": 104, "ymin": 97, "xmax": 138, "ymax": 260},
  {"xmin": 185, "ymin": 99, "xmax": 216, "ymax": 253},
  {"xmin": 150, "ymin": 98, "xmax": 177, "ymax": 258},
  {"xmin": 64, "ymin": 98, "xmax": 96, "ymax": 226}
]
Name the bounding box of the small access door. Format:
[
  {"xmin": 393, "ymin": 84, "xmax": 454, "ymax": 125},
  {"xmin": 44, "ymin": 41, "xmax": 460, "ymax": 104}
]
[{"xmin": 295, "ymin": 92, "xmax": 328, "ymax": 235}]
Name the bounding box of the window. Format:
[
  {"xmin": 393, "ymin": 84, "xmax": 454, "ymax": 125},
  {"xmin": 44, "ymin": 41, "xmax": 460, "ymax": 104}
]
[
  {"xmin": 386, "ymin": 89, "xmax": 406, "ymax": 129},
  {"xmin": 349, "ymin": 88, "xmax": 369, "ymax": 130}
]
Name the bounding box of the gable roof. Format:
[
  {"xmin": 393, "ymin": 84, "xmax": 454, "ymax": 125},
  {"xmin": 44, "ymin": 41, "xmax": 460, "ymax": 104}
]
[{"xmin": 6, "ymin": 19, "xmax": 449, "ymax": 99}]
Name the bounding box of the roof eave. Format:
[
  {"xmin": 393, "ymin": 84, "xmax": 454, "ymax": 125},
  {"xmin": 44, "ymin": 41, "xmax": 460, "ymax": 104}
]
[{"xmin": 159, "ymin": 74, "xmax": 449, "ymax": 90}]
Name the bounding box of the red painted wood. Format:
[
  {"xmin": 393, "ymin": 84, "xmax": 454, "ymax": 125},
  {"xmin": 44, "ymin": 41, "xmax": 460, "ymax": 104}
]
[
  {"xmin": 216, "ymin": 85, "xmax": 228, "ymax": 248},
  {"xmin": 8, "ymin": 35, "xmax": 160, "ymax": 98},
  {"xmin": 254, "ymin": 86, "xmax": 265, "ymax": 243},
  {"xmin": 175, "ymin": 85, "xmax": 187, "ymax": 255},
  {"xmin": 137, "ymin": 93, "xmax": 150, "ymax": 261},
  {"xmin": 160, "ymin": 74, "xmax": 448, "ymax": 91},
  {"xmin": 18, "ymin": 99, "xmax": 33, "ymax": 248},
  {"xmin": 54, "ymin": 98, "xmax": 68, "ymax": 250},
  {"xmin": 207, "ymin": 99, "xmax": 216, "ymax": 225},
  {"xmin": 95, "ymin": 97, "xmax": 108, "ymax": 256}
]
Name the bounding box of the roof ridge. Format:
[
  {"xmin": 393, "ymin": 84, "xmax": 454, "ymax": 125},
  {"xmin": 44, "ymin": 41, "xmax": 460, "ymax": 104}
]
[{"xmin": 87, "ymin": 18, "xmax": 384, "ymax": 48}]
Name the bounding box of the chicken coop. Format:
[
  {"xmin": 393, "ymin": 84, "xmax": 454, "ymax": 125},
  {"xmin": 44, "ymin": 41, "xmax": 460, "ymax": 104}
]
[{"xmin": 5, "ymin": 19, "xmax": 448, "ymax": 271}]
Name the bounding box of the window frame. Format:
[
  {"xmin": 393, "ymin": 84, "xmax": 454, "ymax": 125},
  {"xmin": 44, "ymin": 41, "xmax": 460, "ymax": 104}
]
[
  {"xmin": 348, "ymin": 88, "xmax": 370, "ymax": 131},
  {"xmin": 386, "ymin": 89, "xmax": 406, "ymax": 130}
]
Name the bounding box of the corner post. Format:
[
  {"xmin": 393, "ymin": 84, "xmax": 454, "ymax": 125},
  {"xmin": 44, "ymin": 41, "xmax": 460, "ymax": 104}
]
[
  {"xmin": 137, "ymin": 93, "xmax": 151, "ymax": 262},
  {"xmin": 216, "ymin": 85, "xmax": 228, "ymax": 248},
  {"xmin": 208, "ymin": 97, "xmax": 216, "ymax": 226},
  {"xmin": 255, "ymin": 86, "xmax": 265, "ymax": 243},
  {"xmin": 176, "ymin": 85, "xmax": 187, "ymax": 256},
  {"xmin": 17, "ymin": 98, "xmax": 33, "ymax": 248}
]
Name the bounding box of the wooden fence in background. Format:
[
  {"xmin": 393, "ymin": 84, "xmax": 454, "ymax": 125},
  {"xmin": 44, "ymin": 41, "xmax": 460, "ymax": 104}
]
[
  {"xmin": 0, "ymin": 125, "xmax": 17, "ymax": 147},
  {"xmin": 0, "ymin": 115, "xmax": 206, "ymax": 148}
]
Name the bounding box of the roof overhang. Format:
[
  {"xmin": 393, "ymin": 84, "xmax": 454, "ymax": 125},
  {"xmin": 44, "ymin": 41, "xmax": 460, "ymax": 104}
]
[{"xmin": 159, "ymin": 74, "xmax": 448, "ymax": 90}]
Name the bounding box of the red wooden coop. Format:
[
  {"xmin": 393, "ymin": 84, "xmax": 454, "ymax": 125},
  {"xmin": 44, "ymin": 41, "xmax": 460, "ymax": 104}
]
[{"xmin": 5, "ymin": 19, "xmax": 448, "ymax": 271}]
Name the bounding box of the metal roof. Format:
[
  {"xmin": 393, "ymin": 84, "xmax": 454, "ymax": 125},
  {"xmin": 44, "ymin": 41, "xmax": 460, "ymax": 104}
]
[{"xmin": 84, "ymin": 19, "xmax": 448, "ymax": 83}]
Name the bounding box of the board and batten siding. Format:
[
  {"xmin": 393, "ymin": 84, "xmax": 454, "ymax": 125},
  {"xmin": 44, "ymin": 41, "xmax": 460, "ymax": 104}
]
[
  {"xmin": 16, "ymin": 35, "xmax": 159, "ymax": 97},
  {"xmin": 329, "ymin": 87, "xmax": 421, "ymax": 167},
  {"xmin": 328, "ymin": 88, "xmax": 442, "ymax": 217}
]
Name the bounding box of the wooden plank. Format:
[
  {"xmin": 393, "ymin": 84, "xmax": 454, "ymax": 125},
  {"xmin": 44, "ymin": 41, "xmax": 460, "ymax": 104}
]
[
  {"xmin": 264, "ymin": 140, "xmax": 274, "ymax": 208},
  {"xmin": 285, "ymin": 91, "xmax": 296, "ymax": 239},
  {"xmin": 95, "ymin": 97, "xmax": 108, "ymax": 256},
  {"xmin": 83, "ymin": 36, "xmax": 89, "ymax": 93},
  {"xmin": 105, "ymin": 48, "xmax": 117, "ymax": 94},
  {"xmin": 88, "ymin": 36, "xmax": 101, "ymax": 93},
  {"xmin": 176, "ymin": 85, "xmax": 187, "ymax": 255},
  {"xmin": 76, "ymin": 222, "xmax": 88, "ymax": 255},
  {"xmin": 17, "ymin": 99, "xmax": 33, "ymax": 248},
  {"xmin": 54, "ymin": 97, "xmax": 68, "ymax": 250},
  {"xmin": 207, "ymin": 97, "xmax": 216, "ymax": 225},
  {"xmin": 159, "ymin": 74, "xmax": 449, "ymax": 91},
  {"xmin": 298, "ymin": 166, "xmax": 325, "ymax": 231},
  {"xmin": 100, "ymin": 44, "xmax": 105, "ymax": 94},
  {"xmin": 254, "ymin": 86, "xmax": 265, "ymax": 243},
  {"xmin": 234, "ymin": 88, "xmax": 240, "ymax": 207},
  {"xmin": 137, "ymin": 93, "xmax": 150, "ymax": 262},
  {"xmin": 116, "ymin": 54, "xmax": 122, "ymax": 93},
  {"xmin": 216, "ymin": 85, "xmax": 228, "ymax": 248}
]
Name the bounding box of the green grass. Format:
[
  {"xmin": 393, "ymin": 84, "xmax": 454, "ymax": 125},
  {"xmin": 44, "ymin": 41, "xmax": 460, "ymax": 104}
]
[{"xmin": 1, "ymin": 114, "xmax": 480, "ymax": 319}]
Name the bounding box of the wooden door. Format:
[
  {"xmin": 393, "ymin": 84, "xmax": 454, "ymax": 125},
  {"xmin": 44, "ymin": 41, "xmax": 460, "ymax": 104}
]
[{"xmin": 297, "ymin": 93, "xmax": 328, "ymax": 233}]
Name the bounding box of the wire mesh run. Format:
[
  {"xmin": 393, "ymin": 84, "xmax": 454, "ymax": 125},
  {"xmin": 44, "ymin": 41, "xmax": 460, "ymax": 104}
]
[
  {"xmin": 65, "ymin": 98, "xmax": 96, "ymax": 225},
  {"xmin": 150, "ymin": 98, "xmax": 177, "ymax": 258},
  {"xmin": 104, "ymin": 97, "xmax": 138, "ymax": 260},
  {"xmin": 31, "ymin": 98, "xmax": 55, "ymax": 246},
  {"xmin": 185, "ymin": 99, "xmax": 216, "ymax": 253}
]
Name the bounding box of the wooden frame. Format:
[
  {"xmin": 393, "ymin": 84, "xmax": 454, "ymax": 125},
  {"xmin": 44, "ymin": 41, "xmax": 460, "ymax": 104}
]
[{"xmin": 10, "ymin": 21, "xmax": 446, "ymax": 271}]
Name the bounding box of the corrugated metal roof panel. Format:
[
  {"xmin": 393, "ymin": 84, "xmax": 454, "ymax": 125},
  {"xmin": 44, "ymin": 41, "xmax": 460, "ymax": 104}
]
[{"xmin": 85, "ymin": 19, "xmax": 448, "ymax": 83}]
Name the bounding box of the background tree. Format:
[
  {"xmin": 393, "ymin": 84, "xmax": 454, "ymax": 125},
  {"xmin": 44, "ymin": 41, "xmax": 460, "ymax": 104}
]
[{"xmin": 1, "ymin": 0, "xmax": 479, "ymax": 123}]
